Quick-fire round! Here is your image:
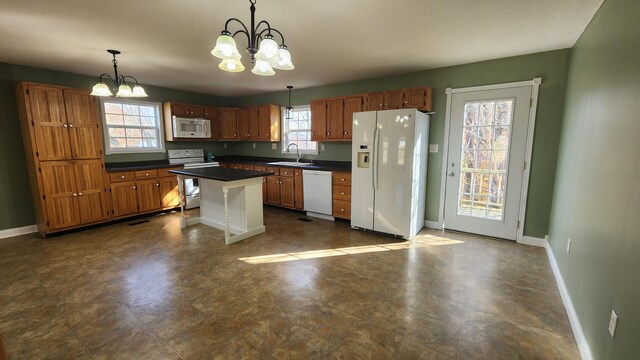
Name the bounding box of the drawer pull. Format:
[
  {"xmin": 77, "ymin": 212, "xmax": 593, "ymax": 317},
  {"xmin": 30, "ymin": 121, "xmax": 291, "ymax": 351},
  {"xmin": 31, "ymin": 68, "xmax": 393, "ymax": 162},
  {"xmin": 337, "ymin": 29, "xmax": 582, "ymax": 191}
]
[
  {"xmin": 145, "ymin": 173, "xmax": 149, "ymax": 176},
  {"xmin": 341, "ymin": 192, "xmax": 345, "ymax": 195},
  {"xmin": 121, "ymin": 175, "xmax": 125, "ymax": 179},
  {"xmin": 341, "ymin": 178, "xmax": 345, "ymax": 182}
]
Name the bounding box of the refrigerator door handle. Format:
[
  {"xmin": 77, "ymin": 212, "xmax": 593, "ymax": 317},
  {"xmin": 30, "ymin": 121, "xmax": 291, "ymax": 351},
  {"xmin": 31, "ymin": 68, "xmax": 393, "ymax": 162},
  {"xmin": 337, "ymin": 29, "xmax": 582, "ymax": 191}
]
[{"xmin": 373, "ymin": 126, "xmax": 380, "ymax": 190}]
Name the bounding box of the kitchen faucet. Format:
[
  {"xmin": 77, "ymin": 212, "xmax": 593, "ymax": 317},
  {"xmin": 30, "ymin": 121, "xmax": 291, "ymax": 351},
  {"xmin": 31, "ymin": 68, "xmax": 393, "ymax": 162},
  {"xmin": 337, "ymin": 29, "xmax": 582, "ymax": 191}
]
[{"xmin": 287, "ymin": 143, "xmax": 301, "ymax": 162}]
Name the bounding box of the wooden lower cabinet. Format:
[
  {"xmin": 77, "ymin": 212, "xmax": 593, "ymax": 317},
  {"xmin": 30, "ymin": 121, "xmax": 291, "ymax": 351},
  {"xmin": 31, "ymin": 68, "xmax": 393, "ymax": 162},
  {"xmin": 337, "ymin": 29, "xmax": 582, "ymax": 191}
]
[
  {"xmin": 294, "ymin": 170, "xmax": 304, "ymax": 210},
  {"xmin": 267, "ymin": 176, "xmax": 281, "ymax": 205},
  {"xmin": 279, "ymin": 177, "xmax": 295, "ymax": 208},
  {"xmin": 332, "ymin": 171, "xmax": 352, "ymax": 220},
  {"xmin": 74, "ymin": 159, "xmax": 109, "ymax": 224},
  {"xmin": 136, "ymin": 178, "xmax": 161, "ymax": 213},
  {"xmin": 159, "ymin": 177, "xmax": 180, "ymax": 209},
  {"xmin": 110, "ymin": 181, "xmax": 138, "ymax": 218}
]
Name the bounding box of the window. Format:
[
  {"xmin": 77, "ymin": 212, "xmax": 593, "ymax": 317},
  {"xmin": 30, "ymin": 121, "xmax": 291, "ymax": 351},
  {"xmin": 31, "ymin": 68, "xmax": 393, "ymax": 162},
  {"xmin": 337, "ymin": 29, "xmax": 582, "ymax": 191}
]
[
  {"xmin": 101, "ymin": 99, "xmax": 164, "ymax": 154},
  {"xmin": 281, "ymin": 105, "xmax": 318, "ymax": 155}
]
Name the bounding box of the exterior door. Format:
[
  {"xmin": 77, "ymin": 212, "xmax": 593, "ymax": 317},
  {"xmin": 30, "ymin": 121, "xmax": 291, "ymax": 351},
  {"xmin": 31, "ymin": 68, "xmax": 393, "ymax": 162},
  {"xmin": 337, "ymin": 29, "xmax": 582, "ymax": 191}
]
[
  {"xmin": 40, "ymin": 161, "xmax": 80, "ymax": 230},
  {"xmin": 64, "ymin": 89, "xmax": 103, "ymax": 159},
  {"xmin": 28, "ymin": 85, "xmax": 72, "ymax": 161},
  {"xmin": 444, "ymin": 86, "xmax": 532, "ymax": 240},
  {"xmin": 74, "ymin": 160, "xmax": 109, "ymax": 224}
]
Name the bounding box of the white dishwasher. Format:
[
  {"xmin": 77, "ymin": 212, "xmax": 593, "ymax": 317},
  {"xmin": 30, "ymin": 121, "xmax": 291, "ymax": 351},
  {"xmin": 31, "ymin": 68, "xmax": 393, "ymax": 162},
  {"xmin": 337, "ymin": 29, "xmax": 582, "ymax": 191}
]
[{"xmin": 302, "ymin": 170, "xmax": 334, "ymax": 220}]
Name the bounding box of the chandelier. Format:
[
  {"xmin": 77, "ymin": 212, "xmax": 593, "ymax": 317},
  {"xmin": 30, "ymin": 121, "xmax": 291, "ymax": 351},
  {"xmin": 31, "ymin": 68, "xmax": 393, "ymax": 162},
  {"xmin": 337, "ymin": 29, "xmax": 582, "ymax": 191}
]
[
  {"xmin": 90, "ymin": 50, "xmax": 147, "ymax": 97},
  {"xmin": 211, "ymin": 0, "xmax": 294, "ymax": 76}
]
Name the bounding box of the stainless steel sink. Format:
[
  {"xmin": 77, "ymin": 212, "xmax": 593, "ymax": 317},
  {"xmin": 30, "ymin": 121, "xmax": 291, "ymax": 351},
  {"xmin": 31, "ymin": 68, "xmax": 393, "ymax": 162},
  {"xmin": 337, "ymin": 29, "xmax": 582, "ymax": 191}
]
[{"xmin": 267, "ymin": 161, "xmax": 309, "ymax": 167}]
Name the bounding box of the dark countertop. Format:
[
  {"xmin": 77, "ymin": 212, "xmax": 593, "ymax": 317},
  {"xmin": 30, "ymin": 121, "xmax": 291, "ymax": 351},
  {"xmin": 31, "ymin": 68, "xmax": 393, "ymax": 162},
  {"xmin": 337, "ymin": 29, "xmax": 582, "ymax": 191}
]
[
  {"xmin": 169, "ymin": 167, "xmax": 271, "ymax": 182},
  {"xmin": 105, "ymin": 160, "xmax": 176, "ymax": 172}
]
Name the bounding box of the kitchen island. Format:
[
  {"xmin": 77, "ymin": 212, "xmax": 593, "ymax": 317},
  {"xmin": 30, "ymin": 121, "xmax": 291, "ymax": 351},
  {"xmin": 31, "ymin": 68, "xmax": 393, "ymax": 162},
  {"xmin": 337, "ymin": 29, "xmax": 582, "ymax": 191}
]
[{"xmin": 169, "ymin": 167, "xmax": 272, "ymax": 245}]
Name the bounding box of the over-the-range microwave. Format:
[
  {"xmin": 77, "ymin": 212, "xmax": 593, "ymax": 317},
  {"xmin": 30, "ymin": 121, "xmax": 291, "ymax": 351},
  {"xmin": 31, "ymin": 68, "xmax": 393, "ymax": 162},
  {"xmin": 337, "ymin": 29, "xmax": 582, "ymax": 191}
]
[{"xmin": 172, "ymin": 116, "xmax": 211, "ymax": 138}]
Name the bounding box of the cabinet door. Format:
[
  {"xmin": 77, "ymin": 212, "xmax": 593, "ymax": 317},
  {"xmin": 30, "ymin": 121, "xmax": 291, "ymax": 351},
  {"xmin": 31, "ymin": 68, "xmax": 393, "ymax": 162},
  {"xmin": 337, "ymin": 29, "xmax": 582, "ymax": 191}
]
[
  {"xmin": 342, "ymin": 96, "xmax": 363, "ymax": 139},
  {"xmin": 159, "ymin": 177, "xmax": 180, "ymax": 209},
  {"xmin": 110, "ymin": 181, "xmax": 138, "ymax": 218},
  {"xmin": 188, "ymin": 105, "xmax": 205, "ymax": 118},
  {"xmin": 366, "ymin": 92, "xmax": 384, "ymax": 111},
  {"xmin": 310, "ymin": 100, "xmax": 327, "ymax": 141},
  {"xmin": 384, "ymin": 90, "xmax": 404, "ymax": 109},
  {"xmin": 280, "ymin": 177, "xmax": 295, "ymax": 208},
  {"xmin": 27, "ymin": 84, "xmax": 72, "ymax": 161},
  {"xmin": 74, "ymin": 159, "xmax": 109, "ymax": 224},
  {"xmin": 137, "ymin": 178, "xmax": 161, "ymax": 213},
  {"xmin": 203, "ymin": 106, "xmax": 220, "ymax": 140},
  {"xmin": 258, "ymin": 105, "xmax": 279, "ymax": 141},
  {"xmin": 219, "ymin": 108, "xmax": 238, "ymax": 140},
  {"xmin": 64, "ymin": 89, "xmax": 103, "ymax": 159},
  {"xmin": 170, "ymin": 103, "xmax": 191, "ymax": 117},
  {"xmin": 294, "ymin": 170, "xmax": 304, "ymax": 210},
  {"xmin": 267, "ymin": 176, "xmax": 281, "ymax": 205},
  {"xmin": 40, "ymin": 161, "xmax": 80, "ymax": 230},
  {"xmin": 403, "ymin": 88, "xmax": 426, "ymax": 109},
  {"xmin": 237, "ymin": 108, "xmax": 250, "ymax": 140},
  {"xmin": 248, "ymin": 106, "xmax": 260, "ymax": 140},
  {"xmin": 326, "ymin": 99, "xmax": 344, "ymax": 140}
]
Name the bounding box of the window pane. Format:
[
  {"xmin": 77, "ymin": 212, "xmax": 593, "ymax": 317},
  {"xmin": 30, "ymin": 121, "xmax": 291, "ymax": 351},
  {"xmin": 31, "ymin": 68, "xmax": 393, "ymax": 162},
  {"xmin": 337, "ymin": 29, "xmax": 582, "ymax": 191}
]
[
  {"xmin": 123, "ymin": 104, "xmax": 139, "ymax": 116},
  {"xmin": 126, "ymin": 138, "xmax": 143, "ymax": 148},
  {"xmin": 140, "ymin": 106, "xmax": 155, "ymax": 117},
  {"xmin": 126, "ymin": 128, "xmax": 141, "ymax": 138},
  {"xmin": 124, "ymin": 115, "xmax": 140, "ymax": 126},
  {"xmin": 140, "ymin": 116, "xmax": 155, "ymax": 127},
  {"xmin": 109, "ymin": 128, "xmax": 125, "ymax": 137},
  {"xmin": 110, "ymin": 137, "xmax": 126, "ymax": 148},
  {"xmin": 142, "ymin": 129, "xmax": 156, "ymax": 138},
  {"xmin": 104, "ymin": 103, "xmax": 123, "ymax": 114},
  {"xmin": 106, "ymin": 114, "xmax": 123, "ymax": 125}
]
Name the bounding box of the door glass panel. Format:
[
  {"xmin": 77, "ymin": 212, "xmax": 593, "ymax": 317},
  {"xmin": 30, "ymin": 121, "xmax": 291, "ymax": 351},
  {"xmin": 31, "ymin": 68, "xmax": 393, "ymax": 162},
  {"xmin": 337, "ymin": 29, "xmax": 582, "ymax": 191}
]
[{"xmin": 457, "ymin": 99, "xmax": 514, "ymax": 221}]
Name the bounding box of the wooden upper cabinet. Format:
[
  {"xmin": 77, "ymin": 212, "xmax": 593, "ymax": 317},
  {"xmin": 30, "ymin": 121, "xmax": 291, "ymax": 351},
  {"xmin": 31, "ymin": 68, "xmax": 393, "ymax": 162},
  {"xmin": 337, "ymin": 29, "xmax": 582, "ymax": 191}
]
[
  {"xmin": 170, "ymin": 103, "xmax": 205, "ymax": 118},
  {"xmin": 383, "ymin": 90, "xmax": 404, "ymax": 109},
  {"xmin": 403, "ymin": 87, "xmax": 433, "ymax": 111},
  {"xmin": 257, "ymin": 105, "xmax": 280, "ymax": 141},
  {"xmin": 326, "ymin": 98, "xmax": 344, "ymax": 140},
  {"xmin": 27, "ymin": 84, "xmax": 72, "ymax": 161},
  {"xmin": 110, "ymin": 181, "xmax": 138, "ymax": 218},
  {"xmin": 237, "ymin": 108, "xmax": 250, "ymax": 140},
  {"xmin": 40, "ymin": 161, "xmax": 80, "ymax": 230},
  {"xmin": 342, "ymin": 96, "xmax": 363, "ymax": 139},
  {"xmin": 366, "ymin": 92, "xmax": 384, "ymax": 111},
  {"xmin": 63, "ymin": 89, "xmax": 103, "ymax": 159},
  {"xmin": 203, "ymin": 106, "xmax": 220, "ymax": 140},
  {"xmin": 136, "ymin": 178, "xmax": 161, "ymax": 213},
  {"xmin": 247, "ymin": 106, "xmax": 259, "ymax": 140},
  {"xmin": 310, "ymin": 100, "xmax": 327, "ymax": 141},
  {"xmin": 73, "ymin": 159, "xmax": 109, "ymax": 224},
  {"xmin": 203, "ymin": 106, "xmax": 217, "ymax": 120},
  {"xmin": 218, "ymin": 108, "xmax": 238, "ymax": 140}
]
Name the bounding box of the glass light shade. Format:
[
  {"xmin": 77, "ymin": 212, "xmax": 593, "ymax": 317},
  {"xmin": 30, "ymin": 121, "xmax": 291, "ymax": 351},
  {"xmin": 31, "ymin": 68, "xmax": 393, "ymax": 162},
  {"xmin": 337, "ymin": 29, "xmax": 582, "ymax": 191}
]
[
  {"xmin": 255, "ymin": 37, "xmax": 280, "ymax": 63},
  {"xmin": 218, "ymin": 58, "xmax": 245, "ymax": 72},
  {"xmin": 251, "ymin": 60, "xmax": 275, "ymax": 76},
  {"xmin": 271, "ymin": 47, "xmax": 294, "ymax": 70},
  {"xmin": 116, "ymin": 84, "xmax": 133, "ymax": 97},
  {"xmin": 90, "ymin": 82, "xmax": 113, "ymax": 96},
  {"xmin": 211, "ymin": 34, "xmax": 241, "ymax": 59},
  {"xmin": 132, "ymin": 85, "xmax": 148, "ymax": 97}
]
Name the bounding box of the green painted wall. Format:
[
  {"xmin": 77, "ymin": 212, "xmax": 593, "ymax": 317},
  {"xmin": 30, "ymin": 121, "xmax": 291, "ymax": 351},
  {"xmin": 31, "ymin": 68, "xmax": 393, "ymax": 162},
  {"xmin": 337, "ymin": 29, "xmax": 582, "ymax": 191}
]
[
  {"xmin": 0, "ymin": 62, "xmax": 232, "ymax": 231},
  {"xmin": 548, "ymin": 0, "xmax": 639, "ymax": 358},
  {"xmin": 232, "ymin": 49, "xmax": 571, "ymax": 237}
]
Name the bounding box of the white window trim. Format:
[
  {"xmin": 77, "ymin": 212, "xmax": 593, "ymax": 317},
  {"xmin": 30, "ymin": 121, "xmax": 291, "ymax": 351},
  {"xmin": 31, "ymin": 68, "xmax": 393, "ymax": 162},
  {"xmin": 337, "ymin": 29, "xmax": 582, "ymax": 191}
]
[
  {"xmin": 101, "ymin": 98, "xmax": 165, "ymax": 155},
  {"xmin": 281, "ymin": 105, "xmax": 318, "ymax": 155}
]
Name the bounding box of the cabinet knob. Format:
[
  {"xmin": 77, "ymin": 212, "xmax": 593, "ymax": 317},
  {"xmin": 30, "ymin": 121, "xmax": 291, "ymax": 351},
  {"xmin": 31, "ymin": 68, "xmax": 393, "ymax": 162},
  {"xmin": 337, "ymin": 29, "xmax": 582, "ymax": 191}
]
[
  {"xmin": 341, "ymin": 209, "xmax": 345, "ymax": 212},
  {"xmin": 266, "ymin": 133, "xmax": 269, "ymax": 136},
  {"xmin": 341, "ymin": 192, "xmax": 345, "ymax": 195},
  {"xmin": 63, "ymin": 124, "xmax": 68, "ymax": 128},
  {"xmin": 156, "ymin": 183, "xmax": 160, "ymax": 187},
  {"xmin": 379, "ymin": 103, "xmax": 383, "ymax": 106},
  {"xmin": 404, "ymin": 101, "xmax": 408, "ymax": 104},
  {"xmin": 145, "ymin": 173, "xmax": 149, "ymax": 176},
  {"xmin": 69, "ymin": 124, "xmax": 74, "ymax": 128},
  {"xmin": 121, "ymin": 175, "xmax": 125, "ymax": 179},
  {"xmin": 341, "ymin": 178, "xmax": 345, "ymax": 182},
  {"xmin": 133, "ymin": 186, "xmax": 137, "ymax": 189},
  {"xmin": 73, "ymin": 193, "xmax": 77, "ymax": 197},
  {"xmin": 327, "ymin": 132, "xmax": 330, "ymax": 135},
  {"xmin": 78, "ymin": 192, "xmax": 83, "ymax": 196}
]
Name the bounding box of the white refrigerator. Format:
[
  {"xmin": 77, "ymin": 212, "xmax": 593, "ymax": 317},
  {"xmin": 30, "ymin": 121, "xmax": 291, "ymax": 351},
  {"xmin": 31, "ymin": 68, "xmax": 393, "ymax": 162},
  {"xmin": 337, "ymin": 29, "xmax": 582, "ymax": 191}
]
[{"xmin": 351, "ymin": 109, "xmax": 429, "ymax": 239}]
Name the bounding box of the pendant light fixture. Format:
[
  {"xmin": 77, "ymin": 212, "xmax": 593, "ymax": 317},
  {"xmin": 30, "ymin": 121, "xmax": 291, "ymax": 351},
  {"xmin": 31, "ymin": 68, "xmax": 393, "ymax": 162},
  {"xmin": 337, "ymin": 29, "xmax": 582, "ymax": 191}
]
[
  {"xmin": 90, "ymin": 50, "xmax": 147, "ymax": 97},
  {"xmin": 285, "ymin": 86, "xmax": 293, "ymax": 119},
  {"xmin": 211, "ymin": 0, "xmax": 294, "ymax": 76}
]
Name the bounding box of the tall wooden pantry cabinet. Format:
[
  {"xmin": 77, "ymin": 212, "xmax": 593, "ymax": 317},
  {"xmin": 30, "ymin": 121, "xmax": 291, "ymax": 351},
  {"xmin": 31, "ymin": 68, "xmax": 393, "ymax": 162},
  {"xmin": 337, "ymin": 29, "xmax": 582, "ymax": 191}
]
[{"xmin": 16, "ymin": 82, "xmax": 110, "ymax": 236}]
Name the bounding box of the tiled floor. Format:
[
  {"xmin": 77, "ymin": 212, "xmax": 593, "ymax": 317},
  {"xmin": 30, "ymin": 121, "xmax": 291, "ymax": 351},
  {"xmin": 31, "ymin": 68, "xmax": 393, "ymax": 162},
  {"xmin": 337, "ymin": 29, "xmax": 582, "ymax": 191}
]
[{"xmin": 0, "ymin": 207, "xmax": 580, "ymax": 359}]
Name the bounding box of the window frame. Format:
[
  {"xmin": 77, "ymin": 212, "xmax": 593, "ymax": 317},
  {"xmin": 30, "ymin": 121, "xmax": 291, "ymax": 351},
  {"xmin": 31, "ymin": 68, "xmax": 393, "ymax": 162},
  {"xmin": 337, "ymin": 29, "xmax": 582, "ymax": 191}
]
[
  {"xmin": 100, "ymin": 98, "xmax": 165, "ymax": 155},
  {"xmin": 280, "ymin": 105, "xmax": 318, "ymax": 155}
]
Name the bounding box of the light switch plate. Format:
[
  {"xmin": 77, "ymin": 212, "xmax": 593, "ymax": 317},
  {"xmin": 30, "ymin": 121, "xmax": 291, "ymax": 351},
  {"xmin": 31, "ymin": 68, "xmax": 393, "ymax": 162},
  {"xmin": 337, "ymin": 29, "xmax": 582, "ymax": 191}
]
[
  {"xmin": 566, "ymin": 238, "xmax": 572, "ymax": 254},
  {"xmin": 429, "ymin": 144, "xmax": 439, "ymax": 153},
  {"xmin": 252, "ymin": 143, "xmax": 256, "ymax": 149},
  {"xmin": 224, "ymin": 143, "xmax": 227, "ymax": 149},
  {"xmin": 271, "ymin": 143, "xmax": 277, "ymax": 150},
  {"xmin": 609, "ymin": 310, "xmax": 618, "ymax": 337},
  {"xmin": 321, "ymin": 144, "xmax": 325, "ymax": 151}
]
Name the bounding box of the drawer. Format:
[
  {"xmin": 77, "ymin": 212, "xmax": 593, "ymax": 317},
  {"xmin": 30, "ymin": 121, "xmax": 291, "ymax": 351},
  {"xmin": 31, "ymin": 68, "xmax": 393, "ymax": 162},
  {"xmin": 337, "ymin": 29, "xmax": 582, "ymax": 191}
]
[
  {"xmin": 333, "ymin": 200, "xmax": 351, "ymax": 219},
  {"xmin": 266, "ymin": 166, "xmax": 280, "ymax": 176},
  {"xmin": 158, "ymin": 166, "xmax": 182, "ymax": 178},
  {"xmin": 279, "ymin": 167, "xmax": 294, "ymax": 177},
  {"xmin": 333, "ymin": 185, "xmax": 351, "ymax": 201},
  {"xmin": 109, "ymin": 171, "xmax": 135, "ymax": 183},
  {"xmin": 230, "ymin": 163, "xmax": 244, "ymax": 170},
  {"xmin": 254, "ymin": 165, "xmax": 267, "ymax": 172},
  {"xmin": 135, "ymin": 169, "xmax": 158, "ymax": 179},
  {"xmin": 332, "ymin": 172, "xmax": 351, "ymax": 186},
  {"xmin": 243, "ymin": 165, "xmax": 255, "ymax": 171}
]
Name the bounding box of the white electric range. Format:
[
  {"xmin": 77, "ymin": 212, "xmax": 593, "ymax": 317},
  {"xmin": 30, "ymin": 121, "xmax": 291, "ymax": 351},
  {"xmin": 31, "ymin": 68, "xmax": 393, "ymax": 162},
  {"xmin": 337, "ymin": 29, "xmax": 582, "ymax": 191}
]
[{"xmin": 167, "ymin": 149, "xmax": 219, "ymax": 209}]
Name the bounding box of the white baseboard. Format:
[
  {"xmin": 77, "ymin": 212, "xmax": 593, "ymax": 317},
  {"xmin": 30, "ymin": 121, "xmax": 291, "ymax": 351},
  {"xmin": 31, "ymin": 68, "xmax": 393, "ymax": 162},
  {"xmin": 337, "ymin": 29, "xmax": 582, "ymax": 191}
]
[
  {"xmin": 519, "ymin": 235, "xmax": 548, "ymax": 248},
  {"xmin": 545, "ymin": 241, "xmax": 593, "ymax": 360},
  {"xmin": 424, "ymin": 220, "xmax": 442, "ymax": 229},
  {"xmin": 305, "ymin": 212, "xmax": 335, "ymax": 221},
  {"xmin": 0, "ymin": 224, "xmax": 38, "ymax": 239}
]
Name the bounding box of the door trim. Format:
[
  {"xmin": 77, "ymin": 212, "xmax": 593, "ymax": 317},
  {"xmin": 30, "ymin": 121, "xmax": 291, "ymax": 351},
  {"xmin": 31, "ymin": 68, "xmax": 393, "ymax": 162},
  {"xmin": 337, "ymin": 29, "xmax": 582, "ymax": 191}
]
[{"xmin": 438, "ymin": 78, "xmax": 542, "ymax": 243}]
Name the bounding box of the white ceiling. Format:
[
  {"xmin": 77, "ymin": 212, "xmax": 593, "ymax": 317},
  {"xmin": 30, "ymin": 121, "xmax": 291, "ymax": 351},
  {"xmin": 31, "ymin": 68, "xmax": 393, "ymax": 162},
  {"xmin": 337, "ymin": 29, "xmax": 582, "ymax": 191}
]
[{"xmin": 0, "ymin": 0, "xmax": 603, "ymax": 97}]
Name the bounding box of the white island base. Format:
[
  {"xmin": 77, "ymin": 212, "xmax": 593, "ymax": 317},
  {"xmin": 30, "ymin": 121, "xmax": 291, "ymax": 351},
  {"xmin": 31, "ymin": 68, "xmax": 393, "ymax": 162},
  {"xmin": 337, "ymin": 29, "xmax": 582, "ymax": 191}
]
[{"xmin": 177, "ymin": 175, "xmax": 265, "ymax": 245}]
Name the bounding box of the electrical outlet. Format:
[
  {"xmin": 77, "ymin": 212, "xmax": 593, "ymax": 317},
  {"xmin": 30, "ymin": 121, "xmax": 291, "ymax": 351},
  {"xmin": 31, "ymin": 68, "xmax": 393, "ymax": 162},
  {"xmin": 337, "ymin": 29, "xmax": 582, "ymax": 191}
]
[
  {"xmin": 252, "ymin": 143, "xmax": 256, "ymax": 149},
  {"xmin": 566, "ymin": 238, "xmax": 572, "ymax": 254},
  {"xmin": 224, "ymin": 143, "xmax": 227, "ymax": 149},
  {"xmin": 321, "ymin": 144, "xmax": 325, "ymax": 151},
  {"xmin": 429, "ymin": 144, "xmax": 439, "ymax": 153},
  {"xmin": 271, "ymin": 143, "xmax": 277, "ymax": 150},
  {"xmin": 609, "ymin": 310, "xmax": 618, "ymax": 337}
]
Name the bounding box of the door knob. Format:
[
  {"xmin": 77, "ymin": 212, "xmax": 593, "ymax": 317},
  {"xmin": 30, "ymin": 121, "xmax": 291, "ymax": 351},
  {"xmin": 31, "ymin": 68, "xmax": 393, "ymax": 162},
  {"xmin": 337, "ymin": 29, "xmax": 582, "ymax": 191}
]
[
  {"xmin": 448, "ymin": 172, "xmax": 455, "ymax": 177},
  {"xmin": 450, "ymin": 162, "xmax": 455, "ymax": 167}
]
